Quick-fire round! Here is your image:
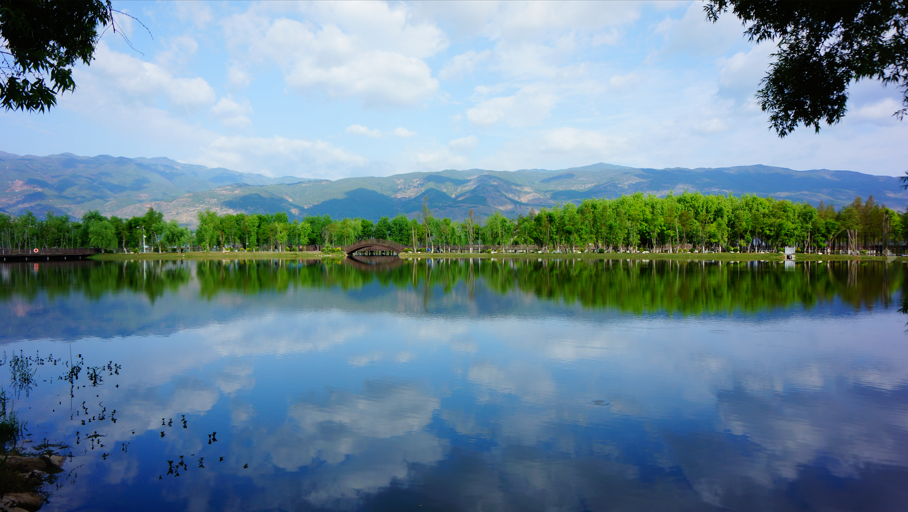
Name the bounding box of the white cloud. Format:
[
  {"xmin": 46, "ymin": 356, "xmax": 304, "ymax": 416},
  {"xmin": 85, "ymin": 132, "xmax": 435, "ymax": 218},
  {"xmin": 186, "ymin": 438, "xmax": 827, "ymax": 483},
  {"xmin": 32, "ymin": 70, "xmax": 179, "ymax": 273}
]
[
  {"xmin": 89, "ymin": 42, "xmax": 216, "ymax": 113},
  {"xmin": 448, "ymin": 135, "xmax": 479, "ymax": 153},
  {"xmin": 284, "ymin": 46, "xmax": 439, "ymax": 108},
  {"xmin": 346, "ymin": 124, "xmax": 383, "ymax": 138},
  {"xmin": 490, "ymin": 1, "xmax": 640, "ymax": 41},
  {"xmin": 490, "ymin": 38, "xmax": 584, "ymax": 80},
  {"xmin": 692, "ymin": 118, "xmax": 730, "ymax": 135},
  {"xmin": 392, "ymin": 127, "xmax": 416, "ymax": 138},
  {"xmin": 479, "ymin": 127, "xmax": 631, "ymax": 170},
  {"xmin": 717, "ymin": 43, "xmax": 774, "ymax": 103},
  {"xmin": 215, "ymin": 364, "xmax": 255, "ymax": 394},
  {"xmin": 345, "ymin": 125, "xmax": 415, "ymax": 139},
  {"xmin": 608, "ymin": 72, "xmax": 646, "ymax": 93},
  {"xmin": 410, "ymin": 147, "xmax": 468, "ymax": 171},
  {"xmin": 408, "ymin": 2, "xmax": 500, "ymax": 39},
  {"xmin": 295, "ymin": 1, "xmax": 449, "ymax": 59},
  {"xmin": 174, "ymin": 2, "xmax": 214, "ymax": 29},
  {"xmin": 655, "ymin": 1, "xmax": 744, "ymax": 57},
  {"xmin": 244, "ymin": 382, "xmax": 444, "ymax": 509},
  {"xmin": 198, "ymin": 135, "xmax": 369, "ymax": 178},
  {"xmin": 211, "ymin": 96, "xmax": 253, "ymax": 128},
  {"xmin": 153, "ymin": 35, "xmax": 199, "ymax": 70},
  {"xmin": 535, "ymin": 127, "xmax": 628, "ymax": 154},
  {"xmin": 227, "ymin": 64, "xmax": 252, "ymax": 89},
  {"xmin": 592, "ymin": 28, "xmax": 621, "ymax": 46},
  {"xmin": 224, "ymin": 8, "xmax": 441, "ymax": 107},
  {"xmin": 468, "ymin": 361, "xmax": 556, "ymax": 402},
  {"xmin": 439, "ymin": 50, "xmax": 491, "ymax": 81},
  {"xmin": 348, "ymin": 352, "xmax": 383, "ymax": 367},
  {"xmin": 395, "ymin": 351, "xmax": 415, "ymax": 363},
  {"xmin": 466, "ymin": 86, "xmax": 558, "ymax": 127},
  {"xmin": 850, "ymin": 98, "xmax": 903, "ymax": 124}
]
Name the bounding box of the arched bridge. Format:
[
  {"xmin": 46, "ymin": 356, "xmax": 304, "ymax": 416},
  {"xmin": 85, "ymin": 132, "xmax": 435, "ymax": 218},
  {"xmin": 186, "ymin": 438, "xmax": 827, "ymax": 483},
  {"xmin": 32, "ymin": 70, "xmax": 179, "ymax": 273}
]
[{"xmin": 343, "ymin": 239, "xmax": 406, "ymax": 255}]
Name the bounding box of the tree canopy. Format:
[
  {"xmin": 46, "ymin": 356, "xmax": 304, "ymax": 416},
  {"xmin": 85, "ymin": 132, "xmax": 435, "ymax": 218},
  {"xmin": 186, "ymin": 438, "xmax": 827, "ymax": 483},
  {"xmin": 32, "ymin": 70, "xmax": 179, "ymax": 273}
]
[
  {"xmin": 706, "ymin": 0, "xmax": 908, "ymax": 136},
  {"xmin": 0, "ymin": 0, "xmax": 112, "ymax": 112}
]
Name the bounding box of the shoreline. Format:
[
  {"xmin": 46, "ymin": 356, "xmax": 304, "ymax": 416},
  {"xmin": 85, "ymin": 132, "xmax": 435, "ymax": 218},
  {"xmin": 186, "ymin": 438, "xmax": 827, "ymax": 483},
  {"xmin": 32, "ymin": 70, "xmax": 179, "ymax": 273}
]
[
  {"xmin": 91, "ymin": 251, "xmax": 340, "ymax": 261},
  {"xmin": 87, "ymin": 251, "xmax": 904, "ymax": 263},
  {"xmin": 401, "ymin": 252, "xmax": 902, "ymax": 262}
]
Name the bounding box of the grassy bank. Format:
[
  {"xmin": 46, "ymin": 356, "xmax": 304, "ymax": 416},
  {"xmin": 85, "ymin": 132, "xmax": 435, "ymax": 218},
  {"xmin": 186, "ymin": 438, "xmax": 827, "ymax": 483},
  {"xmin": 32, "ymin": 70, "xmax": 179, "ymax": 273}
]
[
  {"xmin": 91, "ymin": 251, "xmax": 342, "ymax": 261},
  {"xmin": 400, "ymin": 252, "xmax": 905, "ymax": 262}
]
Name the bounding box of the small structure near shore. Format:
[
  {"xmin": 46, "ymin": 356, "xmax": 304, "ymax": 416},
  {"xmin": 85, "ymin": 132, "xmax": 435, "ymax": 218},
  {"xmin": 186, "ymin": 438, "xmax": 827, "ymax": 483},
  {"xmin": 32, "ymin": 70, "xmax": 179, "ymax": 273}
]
[{"xmin": 784, "ymin": 247, "xmax": 796, "ymax": 261}]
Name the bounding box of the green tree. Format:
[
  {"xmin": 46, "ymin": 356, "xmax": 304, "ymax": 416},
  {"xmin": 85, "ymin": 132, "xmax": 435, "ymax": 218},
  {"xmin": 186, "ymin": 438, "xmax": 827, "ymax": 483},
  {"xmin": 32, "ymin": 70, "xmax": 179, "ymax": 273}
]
[
  {"xmin": 195, "ymin": 210, "xmax": 219, "ymax": 251},
  {"xmin": 140, "ymin": 208, "xmax": 163, "ymax": 252},
  {"xmin": 373, "ymin": 216, "xmax": 391, "ymax": 240},
  {"xmin": 706, "ymin": 0, "xmax": 908, "ymax": 136},
  {"xmin": 88, "ymin": 219, "xmax": 116, "ymax": 251},
  {"xmin": 0, "ymin": 0, "xmax": 114, "ymax": 112},
  {"xmin": 160, "ymin": 220, "xmax": 190, "ymax": 252},
  {"xmin": 389, "ymin": 214, "xmax": 411, "ymax": 245}
]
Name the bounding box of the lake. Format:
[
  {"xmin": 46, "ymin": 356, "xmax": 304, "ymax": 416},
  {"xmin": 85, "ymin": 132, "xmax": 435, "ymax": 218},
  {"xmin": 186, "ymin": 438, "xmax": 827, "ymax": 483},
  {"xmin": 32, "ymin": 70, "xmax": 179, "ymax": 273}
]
[{"xmin": 1, "ymin": 258, "xmax": 907, "ymax": 511}]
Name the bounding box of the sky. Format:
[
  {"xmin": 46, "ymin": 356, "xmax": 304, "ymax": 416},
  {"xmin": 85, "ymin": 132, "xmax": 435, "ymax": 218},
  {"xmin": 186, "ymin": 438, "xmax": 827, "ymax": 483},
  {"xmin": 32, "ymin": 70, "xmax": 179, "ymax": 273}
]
[{"xmin": 1, "ymin": 0, "xmax": 906, "ymax": 180}]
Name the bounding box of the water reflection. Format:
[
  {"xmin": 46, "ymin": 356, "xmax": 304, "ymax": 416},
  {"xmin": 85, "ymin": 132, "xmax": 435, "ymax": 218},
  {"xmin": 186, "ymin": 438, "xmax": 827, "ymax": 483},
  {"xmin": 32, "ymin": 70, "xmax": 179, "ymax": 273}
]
[
  {"xmin": 344, "ymin": 255, "xmax": 405, "ymax": 272},
  {"xmin": 1, "ymin": 259, "xmax": 906, "ymax": 511},
  {"xmin": 1, "ymin": 259, "xmax": 903, "ymax": 315}
]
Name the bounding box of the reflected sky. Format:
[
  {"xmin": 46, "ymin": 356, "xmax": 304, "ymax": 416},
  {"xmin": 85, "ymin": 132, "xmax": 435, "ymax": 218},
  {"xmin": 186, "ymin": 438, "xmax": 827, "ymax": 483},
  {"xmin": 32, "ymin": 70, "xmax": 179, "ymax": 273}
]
[{"xmin": 2, "ymin": 259, "xmax": 907, "ymax": 511}]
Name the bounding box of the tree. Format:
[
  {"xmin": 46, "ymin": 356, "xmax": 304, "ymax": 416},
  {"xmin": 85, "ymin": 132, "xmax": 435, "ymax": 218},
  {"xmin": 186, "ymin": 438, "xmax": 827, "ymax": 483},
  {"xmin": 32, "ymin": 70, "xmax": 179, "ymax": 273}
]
[
  {"xmin": 195, "ymin": 209, "xmax": 218, "ymax": 251},
  {"xmin": 160, "ymin": 220, "xmax": 190, "ymax": 252},
  {"xmin": 706, "ymin": 0, "xmax": 908, "ymax": 136},
  {"xmin": 389, "ymin": 214, "xmax": 411, "ymax": 246},
  {"xmin": 373, "ymin": 216, "xmax": 391, "ymax": 240},
  {"xmin": 420, "ymin": 196, "xmax": 434, "ymax": 251},
  {"xmin": 88, "ymin": 219, "xmax": 116, "ymax": 251},
  {"xmin": 0, "ymin": 0, "xmax": 116, "ymax": 112},
  {"xmin": 141, "ymin": 208, "xmax": 163, "ymax": 252}
]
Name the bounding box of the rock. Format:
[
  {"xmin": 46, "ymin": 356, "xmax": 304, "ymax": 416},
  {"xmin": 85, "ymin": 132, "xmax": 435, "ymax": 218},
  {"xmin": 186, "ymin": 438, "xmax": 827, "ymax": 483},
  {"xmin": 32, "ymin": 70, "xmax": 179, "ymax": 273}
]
[
  {"xmin": 38, "ymin": 455, "xmax": 63, "ymax": 474},
  {"xmin": 0, "ymin": 493, "xmax": 44, "ymax": 511},
  {"xmin": 22, "ymin": 469, "xmax": 48, "ymax": 482},
  {"xmin": 2, "ymin": 457, "xmax": 46, "ymax": 473}
]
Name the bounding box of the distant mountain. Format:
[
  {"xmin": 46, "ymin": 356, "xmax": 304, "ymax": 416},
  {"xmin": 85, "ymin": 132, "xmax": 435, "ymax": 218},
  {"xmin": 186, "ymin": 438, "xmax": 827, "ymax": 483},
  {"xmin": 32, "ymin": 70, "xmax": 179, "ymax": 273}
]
[
  {"xmin": 2, "ymin": 152, "xmax": 906, "ymax": 225},
  {"xmin": 0, "ymin": 151, "xmax": 305, "ymax": 218}
]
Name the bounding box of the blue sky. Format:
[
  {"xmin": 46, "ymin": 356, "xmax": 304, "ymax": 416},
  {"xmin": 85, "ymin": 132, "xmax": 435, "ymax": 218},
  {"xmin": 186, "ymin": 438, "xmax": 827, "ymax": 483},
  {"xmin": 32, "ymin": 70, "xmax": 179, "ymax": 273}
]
[{"xmin": 1, "ymin": 1, "xmax": 906, "ymax": 179}]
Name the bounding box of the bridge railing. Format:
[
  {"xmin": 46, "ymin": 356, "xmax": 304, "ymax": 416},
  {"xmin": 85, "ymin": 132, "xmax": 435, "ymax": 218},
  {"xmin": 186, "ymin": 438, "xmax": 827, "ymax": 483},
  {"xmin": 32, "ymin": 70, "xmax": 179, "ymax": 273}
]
[{"xmin": 344, "ymin": 239, "xmax": 406, "ymax": 253}]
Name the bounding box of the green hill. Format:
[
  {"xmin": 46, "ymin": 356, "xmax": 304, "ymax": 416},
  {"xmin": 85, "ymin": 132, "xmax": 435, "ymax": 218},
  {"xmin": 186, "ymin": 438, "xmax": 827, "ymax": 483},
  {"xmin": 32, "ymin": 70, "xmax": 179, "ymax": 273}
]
[
  {"xmin": 2, "ymin": 152, "xmax": 905, "ymax": 225},
  {"xmin": 0, "ymin": 151, "xmax": 304, "ymax": 219}
]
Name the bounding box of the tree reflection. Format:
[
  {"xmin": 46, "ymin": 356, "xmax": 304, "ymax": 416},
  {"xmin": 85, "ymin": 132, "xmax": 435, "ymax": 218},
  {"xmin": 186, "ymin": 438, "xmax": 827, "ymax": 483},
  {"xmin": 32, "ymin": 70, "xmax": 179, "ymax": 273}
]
[{"xmin": 2, "ymin": 259, "xmax": 904, "ymax": 316}]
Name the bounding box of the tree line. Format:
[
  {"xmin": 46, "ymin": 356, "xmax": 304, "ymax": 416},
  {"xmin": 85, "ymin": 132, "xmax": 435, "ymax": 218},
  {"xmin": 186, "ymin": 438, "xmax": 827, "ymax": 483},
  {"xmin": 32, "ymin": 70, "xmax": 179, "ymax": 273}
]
[{"xmin": 0, "ymin": 191, "xmax": 904, "ymax": 254}]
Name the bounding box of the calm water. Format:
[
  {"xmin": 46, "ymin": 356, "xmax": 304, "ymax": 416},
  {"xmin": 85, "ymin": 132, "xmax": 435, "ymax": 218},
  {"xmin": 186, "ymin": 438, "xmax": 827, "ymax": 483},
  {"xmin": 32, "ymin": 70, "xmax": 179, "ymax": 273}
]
[{"xmin": 2, "ymin": 258, "xmax": 907, "ymax": 512}]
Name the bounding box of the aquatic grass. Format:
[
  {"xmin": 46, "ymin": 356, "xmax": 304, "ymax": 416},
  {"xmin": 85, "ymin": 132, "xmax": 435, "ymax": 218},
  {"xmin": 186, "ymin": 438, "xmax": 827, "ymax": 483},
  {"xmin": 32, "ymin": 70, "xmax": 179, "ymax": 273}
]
[
  {"xmin": 0, "ymin": 389, "xmax": 23, "ymax": 455},
  {"xmin": 1, "ymin": 352, "xmax": 37, "ymax": 399}
]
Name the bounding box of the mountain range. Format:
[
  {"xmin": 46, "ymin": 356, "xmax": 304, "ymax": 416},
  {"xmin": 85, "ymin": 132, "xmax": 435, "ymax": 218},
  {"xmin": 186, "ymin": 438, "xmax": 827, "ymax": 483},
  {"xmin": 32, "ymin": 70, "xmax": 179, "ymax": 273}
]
[{"xmin": 2, "ymin": 151, "xmax": 906, "ymax": 226}]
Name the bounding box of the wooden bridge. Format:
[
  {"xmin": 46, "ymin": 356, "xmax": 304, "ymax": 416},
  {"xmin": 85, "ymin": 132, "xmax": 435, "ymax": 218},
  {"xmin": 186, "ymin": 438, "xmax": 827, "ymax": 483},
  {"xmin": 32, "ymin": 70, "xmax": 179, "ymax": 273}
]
[
  {"xmin": 1, "ymin": 248, "xmax": 102, "ymax": 261},
  {"xmin": 342, "ymin": 239, "xmax": 406, "ymax": 256}
]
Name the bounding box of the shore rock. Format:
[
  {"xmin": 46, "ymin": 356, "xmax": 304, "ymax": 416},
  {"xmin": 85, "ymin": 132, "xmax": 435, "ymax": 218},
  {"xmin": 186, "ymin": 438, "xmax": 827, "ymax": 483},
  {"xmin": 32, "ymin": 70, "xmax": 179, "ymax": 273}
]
[
  {"xmin": 2, "ymin": 457, "xmax": 46, "ymax": 473},
  {"xmin": 0, "ymin": 493, "xmax": 44, "ymax": 511},
  {"xmin": 38, "ymin": 455, "xmax": 64, "ymax": 474}
]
